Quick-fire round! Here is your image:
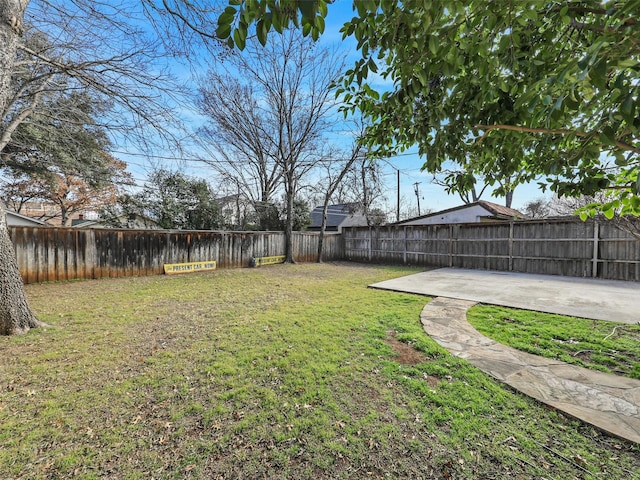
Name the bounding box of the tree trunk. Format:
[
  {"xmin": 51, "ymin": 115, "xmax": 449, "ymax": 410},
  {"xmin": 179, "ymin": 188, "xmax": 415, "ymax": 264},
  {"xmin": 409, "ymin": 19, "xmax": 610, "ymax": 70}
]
[
  {"xmin": 0, "ymin": 200, "xmax": 45, "ymax": 335},
  {"xmin": 0, "ymin": 0, "xmax": 46, "ymax": 335},
  {"xmin": 317, "ymin": 147, "xmax": 362, "ymax": 262},
  {"xmin": 317, "ymin": 201, "xmax": 329, "ymax": 263},
  {"xmin": 284, "ymin": 176, "xmax": 295, "ymax": 264},
  {"xmin": 505, "ymin": 189, "xmax": 514, "ymax": 208},
  {"xmin": 1, "ymin": 0, "xmax": 27, "ymax": 116}
]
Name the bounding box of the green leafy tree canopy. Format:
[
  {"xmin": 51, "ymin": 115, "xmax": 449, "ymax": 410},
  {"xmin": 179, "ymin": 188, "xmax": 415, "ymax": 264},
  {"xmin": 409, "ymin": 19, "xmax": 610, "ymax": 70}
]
[
  {"xmin": 134, "ymin": 169, "xmax": 222, "ymax": 230},
  {"xmin": 215, "ymin": 0, "xmax": 640, "ymax": 218}
]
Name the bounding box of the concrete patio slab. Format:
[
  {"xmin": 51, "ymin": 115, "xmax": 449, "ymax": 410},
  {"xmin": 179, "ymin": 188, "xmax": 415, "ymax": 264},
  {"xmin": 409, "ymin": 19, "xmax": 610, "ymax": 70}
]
[{"xmin": 370, "ymin": 268, "xmax": 640, "ymax": 324}]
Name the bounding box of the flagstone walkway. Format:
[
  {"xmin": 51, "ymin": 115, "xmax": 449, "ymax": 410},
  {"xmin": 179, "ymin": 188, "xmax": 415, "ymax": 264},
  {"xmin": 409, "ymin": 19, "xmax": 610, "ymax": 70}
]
[
  {"xmin": 370, "ymin": 268, "xmax": 640, "ymax": 444},
  {"xmin": 420, "ymin": 296, "xmax": 640, "ymax": 445}
]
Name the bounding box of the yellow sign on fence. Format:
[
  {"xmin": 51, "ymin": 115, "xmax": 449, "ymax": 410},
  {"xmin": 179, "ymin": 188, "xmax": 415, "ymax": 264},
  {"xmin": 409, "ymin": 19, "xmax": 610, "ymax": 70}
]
[
  {"xmin": 163, "ymin": 261, "xmax": 217, "ymax": 275},
  {"xmin": 250, "ymin": 255, "xmax": 286, "ymax": 267}
]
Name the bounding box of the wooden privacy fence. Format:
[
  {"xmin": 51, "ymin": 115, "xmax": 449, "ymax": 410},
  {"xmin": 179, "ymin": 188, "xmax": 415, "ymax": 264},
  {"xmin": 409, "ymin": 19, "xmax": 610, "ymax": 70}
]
[
  {"xmin": 342, "ymin": 219, "xmax": 640, "ymax": 281},
  {"xmin": 10, "ymin": 220, "xmax": 639, "ymax": 284},
  {"xmin": 9, "ymin": 227, "xmax": 343, "ymax": 284}
]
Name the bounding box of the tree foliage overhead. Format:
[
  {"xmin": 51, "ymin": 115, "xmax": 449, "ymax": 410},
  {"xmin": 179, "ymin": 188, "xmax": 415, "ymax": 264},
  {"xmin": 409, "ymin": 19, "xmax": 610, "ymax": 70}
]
[
  {"xmin": 216, "ymin": 0, "xmax": 640, "ymax": 217},
  {"xmin": 3, "ymin": 88, "xmax": 116, "ymax": 183},
  {"xmin": 197, "ymin": 72, "xmax": 283, "ymax": 207},
  {"xmin": 2, "ymin": 83, "xmax": 133, "ymax": 226},
  {"xmin": 339, "ymin": 1, "xmax": 639, "ymax": 204},
  {"xmin": 212, "ymin": 0, "xmax": 329, "ymax": 48},
  {"xmin": 2, "ymin": 1, "xmax": 186, "ymax": 166}
]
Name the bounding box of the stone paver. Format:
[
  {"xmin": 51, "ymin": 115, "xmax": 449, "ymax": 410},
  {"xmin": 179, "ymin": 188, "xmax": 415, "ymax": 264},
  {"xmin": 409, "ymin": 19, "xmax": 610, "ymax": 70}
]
[{"xmin": 420, "ymin": 297, "xmax": 640, "ymax": 444}]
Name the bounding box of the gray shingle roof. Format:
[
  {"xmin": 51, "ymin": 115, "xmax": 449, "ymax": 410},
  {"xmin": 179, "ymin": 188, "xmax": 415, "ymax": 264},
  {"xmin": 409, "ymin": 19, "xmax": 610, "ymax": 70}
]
[{"xmin": 309, "ymin": 204, "xmax": 368, "ymax": 229}]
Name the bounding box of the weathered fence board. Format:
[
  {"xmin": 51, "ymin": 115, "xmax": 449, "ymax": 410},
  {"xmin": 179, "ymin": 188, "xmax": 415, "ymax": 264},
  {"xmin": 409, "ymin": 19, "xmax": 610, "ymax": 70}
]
[
  {"xmin": 9, "ymin": 227, "xmax": 343, "ymax": 284},
  {"xmin": 343, "ymin": 219, "xmax": 640, "ymax": 281}
]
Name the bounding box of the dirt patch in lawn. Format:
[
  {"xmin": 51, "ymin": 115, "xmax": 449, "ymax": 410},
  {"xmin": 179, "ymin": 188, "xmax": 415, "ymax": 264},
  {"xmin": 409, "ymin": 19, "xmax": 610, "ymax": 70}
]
[{"xmin": 385, "ymin": 330, "xmax": 426, "ymax": 365}]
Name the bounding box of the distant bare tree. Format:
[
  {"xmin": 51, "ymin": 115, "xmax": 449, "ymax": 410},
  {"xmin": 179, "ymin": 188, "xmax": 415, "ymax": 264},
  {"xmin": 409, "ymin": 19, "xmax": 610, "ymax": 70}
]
[
  {"xmin": 314, "ymin": 143, "xmax": 365, "ymax": 262},
  {"xmin": 522, "ymin": 197, "xmax": 552, "ymax": 219},
  {"xmin": 551, "ymin": 194, "xmax": 640, "ymax": 240},
  {"xmin": 330, "ymin": 154, "xmax": 386, "ymax": 227},
  {"xmin": 432, "ymin": 168, "xmax": 519, "ymax": 207},
  {"xmin": 431, "ymin": 169, "xmax": 488, "ymax": 205},
  {"xmin": 523, "ymin": 194, "xmax": 640, "ymax": 240},
  {"xmin": 198, "ymin": 78, "xmax": 282, "ymax": 208},
  {"xmin": 197, "ymin": 30, "xmax": 343, "ymax": 262}
]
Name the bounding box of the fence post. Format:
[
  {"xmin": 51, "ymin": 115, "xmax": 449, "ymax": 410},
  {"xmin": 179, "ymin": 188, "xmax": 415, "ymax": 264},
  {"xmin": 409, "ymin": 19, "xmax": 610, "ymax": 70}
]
[
  {"xmin": 403, "ymin": 226, "xmax": 407, "ymax": 265},
  {"xmin": 592, "ymin": 222, "xmax": 599, "ymax": 278},
  {"xmin": 368, "ymin": 226, "xmax": 372, "ymax": 262},
  {"xmin": 89, "ymin": 229, "xmax": 97, "ymax": 279},
  {"xmin": 448, "ymin": 224, "xmax": 453, "ymax": 267},
  {"xmin": 509, "ymin": 222, "xmax": 514, "ymax": 271}
]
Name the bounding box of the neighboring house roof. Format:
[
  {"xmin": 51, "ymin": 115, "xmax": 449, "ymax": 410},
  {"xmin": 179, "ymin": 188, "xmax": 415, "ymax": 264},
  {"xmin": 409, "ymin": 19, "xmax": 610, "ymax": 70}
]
[
  {"xmin": 6, "ymin": 210, "xmax": 50, "ymax": 227},
  {"xmin": 394, "ymin": 200, "xmax": 527, "ymax": 226},
  {"xmin": 216, "ymin": 193, "xmax": 247, "ymax": 204},
  {"xmin": 72, "ymin": 213, "xmax": 161, "ymax": 229},
  {"xmin": 308, "ymin": 203, "xmax": 369, "ymax": 231},
  {"xmin": 478, "ymin": 201, "xmax": 526, "ymax": 219}
]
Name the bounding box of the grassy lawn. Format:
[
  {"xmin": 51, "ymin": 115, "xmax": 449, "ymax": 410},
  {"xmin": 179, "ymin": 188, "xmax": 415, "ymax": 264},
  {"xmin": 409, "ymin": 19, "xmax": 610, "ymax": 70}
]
[
  {"xmin": 1, "ymin": 263, "xmax": 639, "ymax": 479},
  {"xmin": 467, "ymin": 305, "xmax": 640, "ymax": 380}
]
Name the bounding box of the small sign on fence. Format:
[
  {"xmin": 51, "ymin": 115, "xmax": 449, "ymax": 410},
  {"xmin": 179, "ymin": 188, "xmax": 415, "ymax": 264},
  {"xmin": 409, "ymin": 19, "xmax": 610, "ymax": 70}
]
[
  {"xmin": 250, "ymin": 255, "xmax": 286, "ymax": 267},
  {"xmin": 163, "ymin": 261, "xmax": 217, "ymax": 275}
]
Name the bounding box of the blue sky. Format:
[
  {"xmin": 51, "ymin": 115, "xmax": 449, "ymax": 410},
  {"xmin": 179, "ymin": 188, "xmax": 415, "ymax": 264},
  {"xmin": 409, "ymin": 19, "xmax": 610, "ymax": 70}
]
[
  {"xmin": 113, "ymin": 0, "xmax": 548, "ymax": 217},
  {"xmin": 1, "ymin": 0, "xmax": 550, "ymax": 219}
]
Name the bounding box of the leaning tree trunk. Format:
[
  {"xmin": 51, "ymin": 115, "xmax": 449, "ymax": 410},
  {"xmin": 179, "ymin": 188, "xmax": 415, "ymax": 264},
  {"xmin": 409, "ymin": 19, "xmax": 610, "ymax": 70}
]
[{"xmin": 0, "ymin": 200, "xmax": 44, "ymax": 335}]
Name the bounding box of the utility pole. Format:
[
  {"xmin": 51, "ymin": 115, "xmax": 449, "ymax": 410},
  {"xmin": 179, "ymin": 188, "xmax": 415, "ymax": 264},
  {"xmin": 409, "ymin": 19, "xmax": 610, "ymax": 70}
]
[
  {"xmin": 397, "ymin": 169, "xmax": 400, "ymax": 222},
  {"xmin": 413, "ymin": 182, "xmax": 421, "ymax": 216}
]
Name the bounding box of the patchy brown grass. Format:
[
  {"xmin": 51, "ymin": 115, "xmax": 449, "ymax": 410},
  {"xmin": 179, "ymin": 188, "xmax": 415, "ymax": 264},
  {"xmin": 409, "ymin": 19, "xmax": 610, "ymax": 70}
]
[{"xmin": 1, "ymin": 263, "xmax": 639, "ymax": 479}]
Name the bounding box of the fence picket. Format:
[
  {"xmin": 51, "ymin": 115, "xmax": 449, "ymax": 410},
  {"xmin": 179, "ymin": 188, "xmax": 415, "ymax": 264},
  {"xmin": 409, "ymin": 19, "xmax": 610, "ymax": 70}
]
[{"xmin": 9, "ymin": 219, "xmax": 640, "ymax": 283}]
